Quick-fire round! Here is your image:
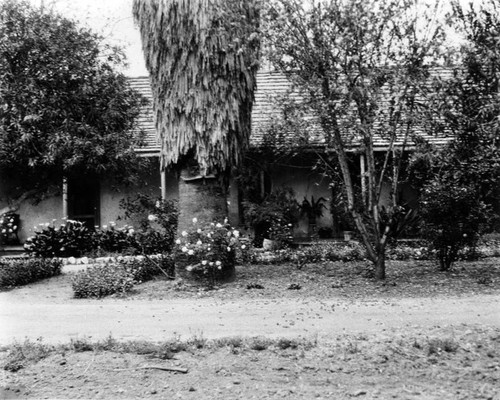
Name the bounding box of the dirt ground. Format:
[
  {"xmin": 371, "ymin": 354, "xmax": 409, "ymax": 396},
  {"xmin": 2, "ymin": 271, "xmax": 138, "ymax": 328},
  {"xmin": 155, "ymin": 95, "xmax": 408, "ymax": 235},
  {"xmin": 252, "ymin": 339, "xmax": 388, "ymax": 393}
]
[{"xmin": 1, "ymin": 258, "xmax": 499, "ymax": 399}]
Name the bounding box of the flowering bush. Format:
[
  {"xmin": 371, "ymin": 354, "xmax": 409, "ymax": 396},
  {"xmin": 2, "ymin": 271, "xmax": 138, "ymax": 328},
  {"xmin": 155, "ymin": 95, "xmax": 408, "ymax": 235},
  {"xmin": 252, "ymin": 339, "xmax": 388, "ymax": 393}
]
[
  {"xmin": 174, "ymin": 219, "xmax": 243, "ymax": 285},
  {"xmin": 119, "ymin": 195, "xmax": 178, "ymax": 253},
  {"xmin": 92, "ymin": 223, "xmax": 138, "ymax": 255},
  {"xmin": 24, "ymin": 220, "xmax": 93, "ymax": 257},
  {"xmin": 0, "ymin": 212, "xmax": 20, "ymax": 245}
]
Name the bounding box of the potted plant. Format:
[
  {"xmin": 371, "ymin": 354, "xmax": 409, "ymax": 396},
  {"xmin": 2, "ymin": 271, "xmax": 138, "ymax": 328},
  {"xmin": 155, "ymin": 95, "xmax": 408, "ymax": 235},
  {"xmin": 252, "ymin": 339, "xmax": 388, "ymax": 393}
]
[{"xmin": 299, "ymin": 195, "xmax": 327, "ymax": 238}]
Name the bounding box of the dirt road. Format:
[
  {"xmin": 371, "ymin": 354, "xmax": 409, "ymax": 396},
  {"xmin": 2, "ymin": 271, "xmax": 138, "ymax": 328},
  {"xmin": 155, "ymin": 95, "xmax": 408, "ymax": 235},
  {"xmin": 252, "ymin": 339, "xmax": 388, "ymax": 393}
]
[{"xmin": 1, "ymin": 271, "xmax": 498, "ymax": 344}]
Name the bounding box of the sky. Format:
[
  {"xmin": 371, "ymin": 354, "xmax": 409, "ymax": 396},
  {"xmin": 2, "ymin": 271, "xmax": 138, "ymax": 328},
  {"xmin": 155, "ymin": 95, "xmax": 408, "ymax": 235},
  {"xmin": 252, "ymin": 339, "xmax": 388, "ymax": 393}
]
[
  {"xmin": 26, "ymin": 0, "xmax": 486, "ymax": 77},
  {"xmin": 29, "ymin": 0, "xmax": 148, "ymax": 76}
]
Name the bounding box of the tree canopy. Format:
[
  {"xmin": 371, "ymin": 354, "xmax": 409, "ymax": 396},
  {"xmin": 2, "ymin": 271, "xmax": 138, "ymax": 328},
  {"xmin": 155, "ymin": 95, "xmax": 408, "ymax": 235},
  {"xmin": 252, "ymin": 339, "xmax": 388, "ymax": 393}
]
[
  {"xmin": 132, "ymin": 0, "xmax": 261, "ymax": 176},
  {"xmin": 0, "ymin": 0, "xmax": 147, "ymax": 200},
  {"xmin": 262, "ymin": 0, "xmax": 445, "ymax": 279}
]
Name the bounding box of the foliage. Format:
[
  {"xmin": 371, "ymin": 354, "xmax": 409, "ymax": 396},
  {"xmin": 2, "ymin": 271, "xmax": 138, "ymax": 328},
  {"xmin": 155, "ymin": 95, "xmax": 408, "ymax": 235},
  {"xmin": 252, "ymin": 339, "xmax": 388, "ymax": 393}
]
[
  {"xmin": 132, "ymin": 0, "xmax": 261, "ymax": 175},
  {"xmin": 3, "ymin": 338, "xmax": 52, "ymax": 372},
  {"xmin": 119, "ymin": 194, "xmax": 178, "ymax": 253},
  {"xmin": 92, "ymin": 224, "xmax": 138, "ymax": 255},
  {"xmin": 0, "ymin": 0, "xmax": 147, "ymax": 200},
  {"xmin": 419, "ymin": 183, "xmax": 488, "ymax": 270},
  {"xmin": 243, "ymin": 187, "xmax": 300, "ymax": 248},
  {"xmin": 262, "ymin": 0, "xmax": 446, "ymax": 279},
  {"xmin": 24, "ymin": 220, "xmax": 93, "ymax": 258},
  {"xmin": 0, "ymin": 258, "xmax": 62, "ymax": 288},
  {"xmin": 174, "ymin": 219, "xmax": 241, "ymax": 286},
  {"xmin": 411, "ymin": 1, "xmax": 500, "ymax": 269},
  {"xmin": 0, "ymin": 212, "xmax": 19, "ymax": 245},
  {"xmin": 72, "ymin": 263, "xmax": 135, "ymax": 298},
  {"xmin": 299, "ymin": 196, "xmax": 326, "ymax": 223}
]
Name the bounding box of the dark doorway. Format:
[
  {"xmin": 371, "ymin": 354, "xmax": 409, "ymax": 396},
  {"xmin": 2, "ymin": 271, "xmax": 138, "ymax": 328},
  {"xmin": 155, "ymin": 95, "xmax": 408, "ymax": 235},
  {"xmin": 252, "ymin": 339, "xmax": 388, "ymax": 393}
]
[{"xmin": 67, "ymin": 175, "xmax": 100, "ymax": 229}]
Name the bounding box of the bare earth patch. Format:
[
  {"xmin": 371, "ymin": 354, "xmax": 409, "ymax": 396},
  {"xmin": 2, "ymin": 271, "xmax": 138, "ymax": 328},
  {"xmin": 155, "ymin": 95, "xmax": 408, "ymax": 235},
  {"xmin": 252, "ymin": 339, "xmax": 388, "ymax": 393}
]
[{"xmin": 0, "ymin": 258, "xmax": 499, "ymax": 399}]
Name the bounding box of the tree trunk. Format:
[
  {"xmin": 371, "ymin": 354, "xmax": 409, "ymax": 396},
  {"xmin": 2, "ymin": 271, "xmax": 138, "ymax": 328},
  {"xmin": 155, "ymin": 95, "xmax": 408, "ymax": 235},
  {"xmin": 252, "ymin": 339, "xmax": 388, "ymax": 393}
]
[
  {"xmin": 177, "ymin": 169, "xmax": 228, "ymax": 232},
  {"xmin": 374, "ymin": 253, "xmax": 386, "ymax": 280},
  {"xmin": 176, "ymin": 168, "xmax": 234, "ymax": 280}
]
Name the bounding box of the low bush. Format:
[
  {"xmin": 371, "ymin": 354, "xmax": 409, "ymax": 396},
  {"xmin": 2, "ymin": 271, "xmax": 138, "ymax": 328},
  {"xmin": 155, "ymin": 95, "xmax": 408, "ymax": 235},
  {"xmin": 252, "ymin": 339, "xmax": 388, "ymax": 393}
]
[
  {"xmin": 0, "ymin": 258, "xmax": 62, "ymax": 288},
  {"xmin": 24, "ymin": 220, "xmax": 93, "ymax": 257},
  {"xmin": 92, "ymin": 225, "xmax": 138, "ymax": 255},
  {"xmin": 120, "ymin": 255, "xmax": 175, "ymax": 282},
  {"xmin": 72, "ymin": 263, "xmax": 135, "ymax": 298},
  {"xmin": 71, "ymin": 256, "xmax": 171, "ymax": 298}
]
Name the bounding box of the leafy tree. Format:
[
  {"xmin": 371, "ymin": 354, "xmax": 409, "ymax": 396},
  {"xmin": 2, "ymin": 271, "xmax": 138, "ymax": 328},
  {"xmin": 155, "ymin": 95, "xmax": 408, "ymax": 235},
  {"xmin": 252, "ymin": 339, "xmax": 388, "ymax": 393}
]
[
  {"xmin": 132, "ymin": 0, "xmax": 260, "ymax": 246},
  {"xmin": 262, "ymin": 0, "xmax": 445, "ymax": 279},
  {"xmin": 411, "ymin": 0, "xmax": 500, "ymax": 269},
  {"xmin": 0, "ymin": 0, "xmax": 147, "ymax": 212}
]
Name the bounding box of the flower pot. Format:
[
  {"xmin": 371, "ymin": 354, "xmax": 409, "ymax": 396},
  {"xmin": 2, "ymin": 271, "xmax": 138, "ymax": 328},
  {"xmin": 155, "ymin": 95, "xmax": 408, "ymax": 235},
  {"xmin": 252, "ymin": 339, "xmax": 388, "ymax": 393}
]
[
  {"xmin": 262, "ymin": 238, "xmax": 277, "ymax": 250},
  {"xmin": 343, "ymin": 231, "xmax": 354, "ymax": 241}
]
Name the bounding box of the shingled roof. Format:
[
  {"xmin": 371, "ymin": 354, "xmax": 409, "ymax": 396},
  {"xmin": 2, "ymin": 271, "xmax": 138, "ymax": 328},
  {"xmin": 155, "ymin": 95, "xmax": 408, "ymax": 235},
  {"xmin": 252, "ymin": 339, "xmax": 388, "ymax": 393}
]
[{"xmin": 129, "ymin": 70, "xmax": 455, "ymax": 156}]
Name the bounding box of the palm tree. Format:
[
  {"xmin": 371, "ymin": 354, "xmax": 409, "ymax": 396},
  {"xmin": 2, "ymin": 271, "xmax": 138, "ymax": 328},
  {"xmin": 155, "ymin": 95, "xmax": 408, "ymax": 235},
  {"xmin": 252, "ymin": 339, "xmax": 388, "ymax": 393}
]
[{"xmin": 132, "ymin": 0, "xmax": 260, "ymax": 238}]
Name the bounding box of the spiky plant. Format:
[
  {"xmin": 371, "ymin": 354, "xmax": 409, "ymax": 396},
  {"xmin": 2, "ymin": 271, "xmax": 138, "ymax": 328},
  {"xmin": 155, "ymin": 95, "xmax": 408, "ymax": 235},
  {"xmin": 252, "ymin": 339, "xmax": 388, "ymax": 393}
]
[{"xmin": 132, "ymin": 0, "xmax": 261, "ymax": 176}]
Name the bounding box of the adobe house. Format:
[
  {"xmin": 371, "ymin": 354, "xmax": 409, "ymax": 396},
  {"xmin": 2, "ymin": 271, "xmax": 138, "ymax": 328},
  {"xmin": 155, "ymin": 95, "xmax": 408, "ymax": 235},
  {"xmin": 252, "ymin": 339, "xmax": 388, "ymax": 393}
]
[{"xmin": 0, "ymin": 70, "xmax": 455, "ymax": 244}]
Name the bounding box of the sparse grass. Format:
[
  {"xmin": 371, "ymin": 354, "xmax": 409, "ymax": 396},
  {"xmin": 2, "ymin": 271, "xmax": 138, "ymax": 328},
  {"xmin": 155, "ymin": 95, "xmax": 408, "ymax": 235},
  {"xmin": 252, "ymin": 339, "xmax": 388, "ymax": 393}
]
[
  {"xmin": 427, "ymin": 337, "xmax": 459, "ymax": 355},
  {"xmin": 3, "ymin": 338, "xmax": 53, "ymax": 372},
  {"xmin": 1, "ymin": 334, "xmax": 320, "ymax": 372}
]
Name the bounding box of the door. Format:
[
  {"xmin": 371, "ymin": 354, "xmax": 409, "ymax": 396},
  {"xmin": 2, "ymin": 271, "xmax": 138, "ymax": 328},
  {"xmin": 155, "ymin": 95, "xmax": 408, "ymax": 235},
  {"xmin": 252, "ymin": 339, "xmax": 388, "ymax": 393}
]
[{"xmin": 67, "ymin": 175, "xmax": 100, "ymax": 229}]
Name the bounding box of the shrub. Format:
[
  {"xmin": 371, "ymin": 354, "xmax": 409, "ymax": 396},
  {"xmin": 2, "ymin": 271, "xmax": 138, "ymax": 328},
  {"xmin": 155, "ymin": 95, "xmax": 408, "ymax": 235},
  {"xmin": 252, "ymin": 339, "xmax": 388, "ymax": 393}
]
[
  {"xmin": 174, "ymin": 219, "xmax": 241, "ymax": 285},
  {"xmin": 243, "ymin": 187, "xmax": 300, "ymax": 248},
  {"xmin": 24, "ymin": 220, "xmax": 93, "ymax": 257},
  {"xmin": 72, "ymin": 263, "xmax": 135, "ymax": 298},
  {"xmin": 120, "ymin": 255, "xmax": 174, "ymax": 282},
  {"xmin": 92, "ymin": 224, "xmax": 138, "ymax": 255},
  {"xmin": 420, "ymin": 182, "xmax": 489, "ymax": 270},
  {"xmin": 0, "ymin": 257, "xmax": 62, "ymax": 288},
  {"xmin": 294, "ymin": 242, "xmax": 367, "ymax": 264},
  {"xmin": 119, "ymin": 195, "xmax": 178, "ymax": 253}
]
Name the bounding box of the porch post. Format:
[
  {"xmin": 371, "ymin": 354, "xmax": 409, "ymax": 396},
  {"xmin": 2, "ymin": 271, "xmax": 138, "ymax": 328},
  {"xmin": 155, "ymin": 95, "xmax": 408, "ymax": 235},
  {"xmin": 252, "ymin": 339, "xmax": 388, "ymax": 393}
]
[
  {"xmin": 160, "ymin": 168, "xmax": 167, "ymax": 200},
  {"xmin": 62, "ymin": 177, "xmax": 68, "ymax": 219}
]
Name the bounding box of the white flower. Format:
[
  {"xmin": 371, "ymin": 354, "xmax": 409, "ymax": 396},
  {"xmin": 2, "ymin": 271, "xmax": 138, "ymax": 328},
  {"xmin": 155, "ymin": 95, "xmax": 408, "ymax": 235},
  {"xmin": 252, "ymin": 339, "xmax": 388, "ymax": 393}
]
[
  {"xmin": 192, "ymin": 217, "xmax": 198, "ymax": 224},
  {"xmin": 186, "ymin": 266, "xmax": 193, "ymax": 272},
  {"xmin": 216, "ymin": 223, "xmax": 222, "ymax": 228},
  {"xmin": 181, "ymin": 231, "xmax": 188, "ymax": 237},
  {"xmin": 148, "ymin": 214, "xmax": 157, "ymax": 222},
  {"xmin": 197, "ymin": 229, "xmax": 202, "ymax": 234},
  {"xmin": 233, "ymin": 230, "xmax": 239, "ymax": 237},
  {"xmin": 155, "ymin": 201, "xmax": 161, "ymax": 208},
  {"xmin": 207, "ymin": 233, "xmax": 212, "ymax": 238},
  {"xmin": 227, "ymin": 231, "xmax": 232, "ymax": 237},
  {"xmin": 209, "ymin": 262, "xmax": 214, "ymax": 266},
  {"xmin": 1, "ymin": 229, "xmax": 5, "ymax": 234},
  {"xmin": 215, "ymin": 260, "xmax": 221, "ymax": 266},
  {"xmin": 128, "ymin": 228, "xmax": 135, "ymax": 235},
  {"xmin": 241, "ymin": 244, "xmax": 246, "ymax": 249},
  {"xmin": 188, "ymin": 249, "xmax": 194, "ymax": 255},
  {"xmin": 196, "ymin": 240, "xmax": 202, "ymax": 246},
  {"xmin": 181, "ymin": 246, "xmax": 188, "ymax": 253},
  {"xmin": 224, "ymin": 218, "xmax": 228, "ymax": 224},
  {"xmin": 201, "ymin": 260, "xmax": 207, "ymax": 265},
  {"xmin": 227, "ymin": 246, "xmax": 231, "ymax": 251},
  {"xmin": 175, "ymin": 239, "xmax": 181, "ymax": 245}
]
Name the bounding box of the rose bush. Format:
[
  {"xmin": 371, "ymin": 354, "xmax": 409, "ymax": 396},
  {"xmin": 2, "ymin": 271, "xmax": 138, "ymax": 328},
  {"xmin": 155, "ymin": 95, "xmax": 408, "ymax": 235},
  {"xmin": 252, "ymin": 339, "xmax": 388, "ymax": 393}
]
[{"xmin": 174, "ymin": 218, "xmax": 244, "ymax": 286}]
